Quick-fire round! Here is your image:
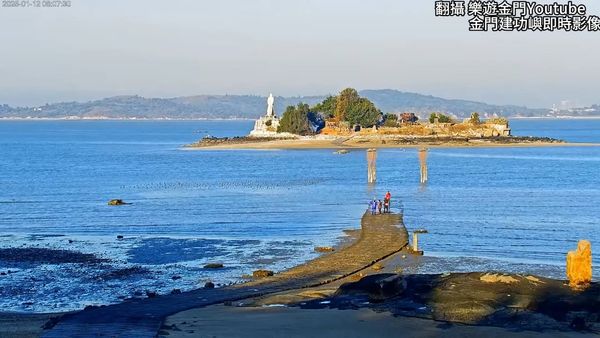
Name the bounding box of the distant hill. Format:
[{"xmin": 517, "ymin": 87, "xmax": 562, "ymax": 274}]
[
  {"xmin": 360, "ymin": 90, "xmax": 548, "ymax": 118},
  {"xmin": 0, "ymin": 95, "xmax": 325, "ymax": 120},
  {"xmin": 170, "ymin": 95, "xmax": 325, "ymax": 119},
  {"xmin": 1, "ymin": 89, "xmax": 594, "ymax": 120}
]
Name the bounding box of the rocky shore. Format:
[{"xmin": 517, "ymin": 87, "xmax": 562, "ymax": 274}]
[
  {"xmin": 2, "ymin": 213, "xmax": 598, "ymax": 337},
  {"xmin": 300, "ymin": 272, "xmax": 600, "ymax": 331},
  {"xmin": 186, "ymin": 135, "xmax": 295, "ymax": 148},
  {"xmin": 186, "ymin": 134, "xmax": 571, "ymax": 150},
  {"xmin": 0, "ymin": 248, "xmax": 108, "ymax": 266}
]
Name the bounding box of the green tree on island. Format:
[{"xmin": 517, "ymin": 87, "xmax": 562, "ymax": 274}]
[
  {"xmin": 345, "ymin": 97, "xmax": 382, "ymax": 127},
  {"xmin": 383, "ymin": 113, "xmax": 398, "ymax": 127},
  {"xmin": 334, "ymin": 88, "xmax": 360, "ymax": 122},
  {"xmin": 312, "ymin": 95, "xmax": 336, "ymax": 119},
  {"xmin": 278, "ymin": 103, "xmax": 313, "ymax": 135},
  {"xmin": 312, "ymin": 88, "xmax": 382, "ymax": 128},
  {"xmin": 429, "ymin": 112, "xmax": 453, "ymax": 124}
]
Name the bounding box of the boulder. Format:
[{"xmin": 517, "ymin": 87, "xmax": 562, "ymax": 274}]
[
  {"xmin": 253, "ymin": 269, "xmax": 274, "ymax": 278},
  {"xmin": 204, "ymin": 281, "xmax": 215, "ymax": 289},
  {"xmin": 433, "ymin": 301, "xmax": 496, "ymax": 323},
  {"xmin": 203, "ymin": 263, "xmax": 224, "ymax": 269},
  {"xmin": 371, "ymin": 263, "xmax": 384, "ymax": 271},
  {"xmin": 335, "ymin": 274, "xmax": 406, "ymax": 301}
]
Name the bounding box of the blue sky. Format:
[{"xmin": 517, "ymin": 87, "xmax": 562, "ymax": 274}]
[{"xmin": 0, "ymin": 0, "xmax": 598, "ymax": 107}]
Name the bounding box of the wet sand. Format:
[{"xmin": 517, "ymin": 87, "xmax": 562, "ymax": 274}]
[
  {"xmin": 0, "ymin": 313, "xmax": 59, "ymax": 338},
  {"xmin": 161, "ymin": 305, "xmax": 594, "ymax": 338}
]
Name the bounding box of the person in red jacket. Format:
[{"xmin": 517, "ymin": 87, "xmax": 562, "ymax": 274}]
[{"xmin": 384, "ymin": 191, "xmax": 391, "ymax": 213}]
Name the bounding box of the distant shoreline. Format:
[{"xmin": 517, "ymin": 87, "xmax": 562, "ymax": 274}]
[
  {"xmin": 510, "ymin": 116, "xmax": 600, "ymax": 120},
  {"xmin": 2, "ymin": 116, "xmax": 600, "ymax": 121},
  {"xmin": 0, "ymin": 117, "xmax": 255, "ymax": 121}
]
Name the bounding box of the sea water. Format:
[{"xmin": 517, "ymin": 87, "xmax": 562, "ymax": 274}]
[{"xmin": 0, "ymin": 119, "xmax": 598, "ymax": 312}]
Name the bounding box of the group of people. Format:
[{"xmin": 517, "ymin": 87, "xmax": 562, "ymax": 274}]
[{"xmin": 368, "ymin": 191, "xmax": 392, "ymax": 215}]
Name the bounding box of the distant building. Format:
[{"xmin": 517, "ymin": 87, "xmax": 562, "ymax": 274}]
[{"xmin": 399, "ymin": 112, "xmax": 418, "ymax": 123}]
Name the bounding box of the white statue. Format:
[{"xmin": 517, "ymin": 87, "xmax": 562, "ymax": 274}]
[
  {"xmin": 249, "ymin": 92, "xmax": 281, "ymax": 137},
  {"xmin": 266, "ymin": 93, "xmax": 275, "ymax": 117}
]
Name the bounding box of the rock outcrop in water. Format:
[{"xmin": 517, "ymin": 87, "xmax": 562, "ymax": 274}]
[
  {"xmin": 0, "ymin": 248, "xmax": 108, "ymax": 266},
  {"xmin": 187, "ymin": 136, "xmax": 293, "ymax": 148},
  {"xmin": 203, "ymin": 263, "xmax": 224, "ymax": 269},
  {"xmin": 93, "ymin": 266, "xmax": 149, "ymax": 281},
  {"xmin": 107, "ymin": 199, "xmax": 130, "ymax": 206}
]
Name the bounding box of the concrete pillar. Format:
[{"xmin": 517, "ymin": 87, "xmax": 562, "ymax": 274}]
[
  {"xmin": 412, "ymin": 232, "xmax": 419, "ymax": 252},
  {"xmin": 411, "ymin": 229, "xmax": 428, "ymax": 254},
  {"xmin": 419, "ymin": 148, "xmax": 428, "ymax": 184},
  {"xmin": 367, "ymin": 148, "xmax": 377, "ymax": 183}
]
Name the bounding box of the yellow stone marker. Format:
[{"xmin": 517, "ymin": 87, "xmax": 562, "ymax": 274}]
[{"xmin": 566, "ymin": 240, "xmax": 592, "ymax": 289}]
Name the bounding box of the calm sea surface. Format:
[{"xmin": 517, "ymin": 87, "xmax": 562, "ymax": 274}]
[{"xmin": 0, "ymin": 119, "xmax": 599, "ymax": 312}]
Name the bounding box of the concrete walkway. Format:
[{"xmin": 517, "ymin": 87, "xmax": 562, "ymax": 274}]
[{"xmin": 43, "ymin": 213, "xmax": 408, "ymax": 338}]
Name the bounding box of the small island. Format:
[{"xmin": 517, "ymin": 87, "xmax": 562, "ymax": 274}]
[{"xmin": 188, "ymin": 88, "xmax": 566, "ymax": 150}]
